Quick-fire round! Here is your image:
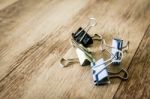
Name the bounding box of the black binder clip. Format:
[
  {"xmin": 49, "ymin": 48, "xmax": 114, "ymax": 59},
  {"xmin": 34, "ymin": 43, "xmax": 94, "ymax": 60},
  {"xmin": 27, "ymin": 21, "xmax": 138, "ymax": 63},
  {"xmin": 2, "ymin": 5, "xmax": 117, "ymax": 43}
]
[{"xmin": 72, "ymin": 18, "xmax": 97, "ymax": 47}]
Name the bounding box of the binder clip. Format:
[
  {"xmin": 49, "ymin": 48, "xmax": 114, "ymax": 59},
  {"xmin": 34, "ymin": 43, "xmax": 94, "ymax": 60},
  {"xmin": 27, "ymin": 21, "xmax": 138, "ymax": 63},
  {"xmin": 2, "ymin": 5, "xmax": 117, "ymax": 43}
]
[
  {"xmin": 91, "ymin": 58, "xmax": 110, "ymax": 85},
  {"xmin": 91, "ymin": 49, "xmax": 128, "ymax": 85},
  {"xmin": 60, "ymin": 38, "xmax": 95, "ymax": 67},
  {"xmin": 72, "ymin": 18, "xmax": 97, "ymax": 47},
  {"xmin": 71, "ymin": 38, "xmax": 95, "ymax": 66},
  {"xmin": 111, "ymin": 38, "xmax": 129, "ymax": 65}
]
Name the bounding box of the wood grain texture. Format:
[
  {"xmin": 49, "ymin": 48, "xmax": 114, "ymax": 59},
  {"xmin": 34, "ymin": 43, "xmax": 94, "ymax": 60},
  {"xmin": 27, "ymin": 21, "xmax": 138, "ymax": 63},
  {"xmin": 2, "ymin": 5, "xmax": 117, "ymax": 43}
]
[
  {"xmin": 0, "ymin": 0, "xmax": 150, "ymax": 99},
  {"xmin": 114, "ymin": 25, "xmax": 150, "ymax": 99},
  {"xmin": 0, "ymin": 0, "xmax": 18, "ymax": 10}
]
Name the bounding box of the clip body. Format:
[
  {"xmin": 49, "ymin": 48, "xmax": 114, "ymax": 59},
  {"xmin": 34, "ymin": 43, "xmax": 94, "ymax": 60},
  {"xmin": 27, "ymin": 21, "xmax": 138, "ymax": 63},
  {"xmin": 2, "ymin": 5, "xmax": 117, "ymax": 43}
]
[
  {"xmin": 91, "ymin": 58, "xmax": 110, "ymax": 85},
  {"xmin": 72, "ymin": 18, "xmax": 97, "ymax": 47},
  {"xmin": 76, "ymin": 48, "xmax": 93, "ymax": 66},
  {"xmin": 72, "ymin": 27, "xmax": 93, "ymax": 47},
  {"xmin": 111, "ymin": 38, "xmax": 123, "ymax": 65}
]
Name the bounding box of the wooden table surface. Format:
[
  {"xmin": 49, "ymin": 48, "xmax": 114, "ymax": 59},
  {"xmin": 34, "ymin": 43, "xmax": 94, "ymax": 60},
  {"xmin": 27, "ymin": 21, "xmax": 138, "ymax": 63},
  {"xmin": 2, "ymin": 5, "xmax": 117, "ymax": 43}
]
[{"xmin": 0, "ymin": 0, "xmax": 150, "ymax": 99}]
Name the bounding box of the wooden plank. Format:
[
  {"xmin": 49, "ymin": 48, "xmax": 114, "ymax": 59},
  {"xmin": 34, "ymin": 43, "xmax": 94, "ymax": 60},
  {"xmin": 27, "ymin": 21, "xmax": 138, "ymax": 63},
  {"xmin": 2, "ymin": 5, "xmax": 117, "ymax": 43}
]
[
  {"xmin": 0, "ymin": 0, "xmax": 149, "ymax": 99},
  {"xmin": 114, "ymin": 25, "xmax": 150, "ymax": 99},
  {"xmin": 0, "ymin": 0, "xmax": 92, "ymax": 81},
  {"xmin": 0, "ymin": 0, "xmax": 18, "ymax": 10}
]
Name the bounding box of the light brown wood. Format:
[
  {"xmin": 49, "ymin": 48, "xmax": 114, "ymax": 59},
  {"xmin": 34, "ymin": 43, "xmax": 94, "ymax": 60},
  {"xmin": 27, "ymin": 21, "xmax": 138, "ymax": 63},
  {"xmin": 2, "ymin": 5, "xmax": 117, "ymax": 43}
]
[
  {"xmin": 0, "ymin": 0, "xmax": 18, "ymax": 10},
  {"xmin": 0, "ymin": 0, "xmax": 150, "ymax": 99}
]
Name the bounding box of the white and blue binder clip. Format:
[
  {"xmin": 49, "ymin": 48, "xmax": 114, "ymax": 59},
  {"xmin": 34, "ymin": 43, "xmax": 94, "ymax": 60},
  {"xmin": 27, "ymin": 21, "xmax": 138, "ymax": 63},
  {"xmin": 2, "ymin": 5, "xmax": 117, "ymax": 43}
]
[
  {"xmin": 111, "ymin": 32, "xmax": 129, "ymax": 65},
  {"xmin": 91, "ymin": 49, "xmax": 128, "ymax": 85}
]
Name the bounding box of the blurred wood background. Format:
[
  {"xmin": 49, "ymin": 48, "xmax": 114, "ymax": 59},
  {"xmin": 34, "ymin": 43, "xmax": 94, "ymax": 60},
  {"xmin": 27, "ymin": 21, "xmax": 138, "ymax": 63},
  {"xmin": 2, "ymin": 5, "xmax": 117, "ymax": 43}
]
[{"xmin": 0, "ymin": 0, "xmax": 149, "ymax": 99}]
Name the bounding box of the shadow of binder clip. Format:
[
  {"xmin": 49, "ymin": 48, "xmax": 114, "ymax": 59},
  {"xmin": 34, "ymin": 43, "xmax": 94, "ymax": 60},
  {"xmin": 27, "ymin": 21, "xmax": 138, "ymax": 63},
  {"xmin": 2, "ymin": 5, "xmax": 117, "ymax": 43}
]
[
  {"xmin": 72, "ymin": 18, "xmax": 97, "ymax": 47},
  {"xmin": 91, "ymin": 49, "xmax": 128, "ymax": 85}
]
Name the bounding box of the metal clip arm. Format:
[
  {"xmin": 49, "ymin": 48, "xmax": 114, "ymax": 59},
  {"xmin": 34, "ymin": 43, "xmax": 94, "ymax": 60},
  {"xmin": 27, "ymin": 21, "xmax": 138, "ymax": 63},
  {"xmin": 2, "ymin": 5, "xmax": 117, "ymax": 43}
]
[
  {"xmin": 60, "ymin": 58, "xmax": 79, "ymax": 67},
  {"xmin": 108, "ymin": 68, "xmax": 128, "ymax": 80}
]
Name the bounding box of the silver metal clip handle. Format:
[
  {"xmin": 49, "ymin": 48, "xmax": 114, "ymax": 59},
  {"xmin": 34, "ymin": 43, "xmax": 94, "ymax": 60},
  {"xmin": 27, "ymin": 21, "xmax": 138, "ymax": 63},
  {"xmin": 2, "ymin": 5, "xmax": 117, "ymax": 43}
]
[
  {"xmin": 79, "ymin": 18, "xmax": 97, "ymax": 42},
  {"xmin": 60, "ymin": 58, "xmax": 79, "ymax": 67}
]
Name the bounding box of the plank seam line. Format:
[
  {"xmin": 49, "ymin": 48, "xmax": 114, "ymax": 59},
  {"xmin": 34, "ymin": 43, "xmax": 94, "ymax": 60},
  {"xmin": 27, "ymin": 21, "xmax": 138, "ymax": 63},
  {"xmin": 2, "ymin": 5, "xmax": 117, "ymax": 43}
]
[{"xmin": 113, "ymin": 23, "xmax": 150, "ymax": 99}]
